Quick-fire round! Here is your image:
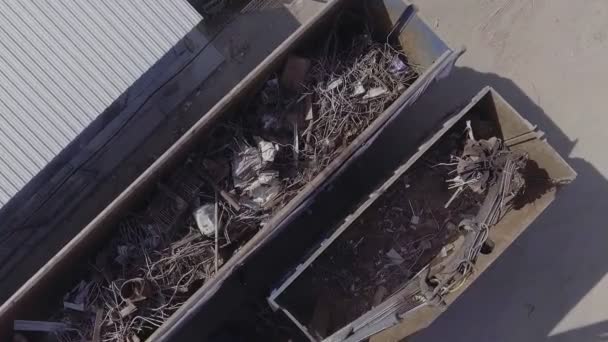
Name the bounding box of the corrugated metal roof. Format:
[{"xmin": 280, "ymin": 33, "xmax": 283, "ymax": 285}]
[{"xmin": 0, "ymin": 0, "xmax": 202, "ymax": 209}]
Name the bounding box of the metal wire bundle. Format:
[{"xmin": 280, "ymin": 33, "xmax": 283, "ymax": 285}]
[
  {"xmin": 424, "ymin": 130, "xmax": 528, "ymax": 303},
  {"xmin": 96, "ymin": 228, "xmax": 216, "ymax": 342},
  {"xmin": 288, "ymin": 41, "xmax": 418, "ymax": 191}
]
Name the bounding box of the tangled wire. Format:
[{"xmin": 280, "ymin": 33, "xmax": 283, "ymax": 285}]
[
  {"xmin": 287, "ymin": 41, "xmax": 418, "ymax": 193},
  {"xmin": 421, "ymin": 123, "xmax": 528, "ymax": 306}
]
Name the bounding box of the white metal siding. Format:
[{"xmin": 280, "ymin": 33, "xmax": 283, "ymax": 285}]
[{"xmin": 0, "ymin": 0, "xmax": 202, "ymax": 209}]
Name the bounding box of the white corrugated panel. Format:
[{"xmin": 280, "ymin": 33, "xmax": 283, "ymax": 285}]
[{"xmin": 0, "ymin": 0, "xmax": 202, "ymax": 209}]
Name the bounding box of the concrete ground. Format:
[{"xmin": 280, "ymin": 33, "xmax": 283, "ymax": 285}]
[{"xmin": 377, "ymin": 0, "xmax": 608, "ymax": 341}]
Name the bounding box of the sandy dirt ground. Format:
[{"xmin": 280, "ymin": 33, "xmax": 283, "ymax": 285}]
[{"xmin": 373, "ymin": 0, "xmax": 608, "ymax": 341}]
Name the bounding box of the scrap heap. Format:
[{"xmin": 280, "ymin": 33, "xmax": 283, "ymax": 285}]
[
  {"xmin": 420, "ymin": 122, "xmax": 528, "ymax": 305},
  {"xmin": 256, "ymin": 39, "xmax": 417, "ymax": 201},
  {"xmin": 17, "ymin": 31, "xmax": 418, "ymax": 342},
  {"xmin": 277, "ymin": 120, "xmax": 529, "ymax": 338}
]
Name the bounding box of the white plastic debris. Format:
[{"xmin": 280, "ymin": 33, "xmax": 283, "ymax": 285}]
[
  {"xmin": 254, "ymin": 181, "xmax": 281, "ymax": 207},
  {"xmin": 363, "ymin": 87, "xmax": 387, "ymax": 100},
  {"xmin": 388, "ymin": 55, "xmax": 409, "ymax": 75},
  {"xmin": 232, "ymin": 146, "xmax": 262, "ymax": 188},
  {"xmin": 246, "ymin": 174, "xmax": 281, "ymax": 208},
  {"xmin": 386, "ymin": 248, "xmax": 405, "ymax": 265},
  {"xmin": 258, "ymin": 170, "xmax": 279, "ymax": 185},
  {"xmin": 410, "ymin": 215, "xmax": 420, "ymax": 225},
  {"xmin": 257, "ymin": 138, "xmax": 278, "ymax": 163},
  {"xmin": 193, "ymin": 204, "xmax": 217, "ymax": 237},
  {"xmin": 351, "ymin": 81, "xmax": 366, "ymax": 97}
]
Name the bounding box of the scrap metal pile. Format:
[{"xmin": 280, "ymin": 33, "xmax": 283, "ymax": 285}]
[
  {"xmin": 420, "ymin": 122, "xmax": 528, "ymax": 306},
  {"xmin": 20, "ymin": 31, "xmax": 418, "ymax": 342},
  {"xmin": 277, "ymin": 121, "xmax": 529, "ymax": 338},
  {"xmin": 258, "ymin": 39, "xmax": 417, "ymax": 200}
]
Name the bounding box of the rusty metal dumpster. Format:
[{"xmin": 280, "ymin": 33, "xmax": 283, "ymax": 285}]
[{"xmin": 268, "ymin": 87, "xmax": 576, "ymax": 341}]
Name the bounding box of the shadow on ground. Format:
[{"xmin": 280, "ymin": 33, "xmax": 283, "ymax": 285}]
[{"xmin": 403, "ymin": 66, "xmax": 608, "ymax": 342}]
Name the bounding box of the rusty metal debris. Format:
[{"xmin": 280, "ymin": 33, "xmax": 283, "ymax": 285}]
[
  {"xmin": 282, "ymin": 41, "xmax": 418, "ymax": 196},
  {"xmin": 230, "ymin": 138, "xmax": 282, "ymax": 210},
  {"xmin": 244, "ymin": 171, "xmax": 281, "ymax": 208},
  {"xmin": 232, "ymin": 144, "xmax": 263, "ymax": 189}
]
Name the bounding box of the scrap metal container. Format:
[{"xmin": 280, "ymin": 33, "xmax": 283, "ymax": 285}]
[
  {"xmin": 268, "ymin": 87, "xmax": 576, "ymax": 341},
  {"xmin": 0, "ymin": 1, "xmax": 459, "ymax": 340}
]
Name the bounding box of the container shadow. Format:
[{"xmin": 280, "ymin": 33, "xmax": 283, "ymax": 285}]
[{"xmin": 406, "ymin": 67, "xmax": 608, "ymax": 342}]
